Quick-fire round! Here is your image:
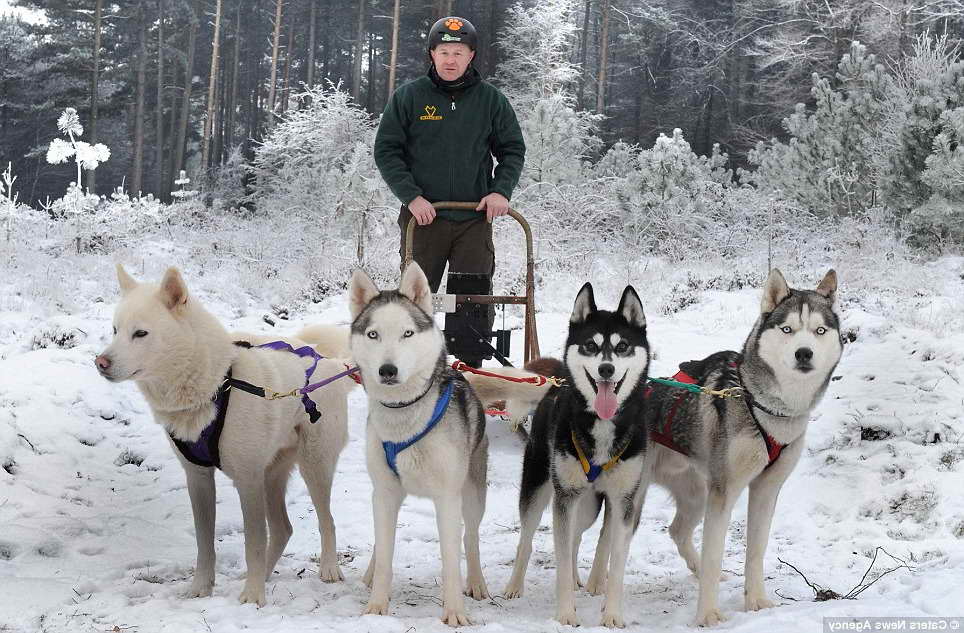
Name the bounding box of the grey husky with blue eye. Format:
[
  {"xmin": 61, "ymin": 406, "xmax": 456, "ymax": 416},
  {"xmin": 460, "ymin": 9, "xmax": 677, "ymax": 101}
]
[{"xmin": 349, "ymin": 262, "xmax": 490, "ymax": 628}]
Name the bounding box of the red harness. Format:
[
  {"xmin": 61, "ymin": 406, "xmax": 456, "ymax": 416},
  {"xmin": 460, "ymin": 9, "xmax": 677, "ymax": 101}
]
[{"xmin": 647, "ymin": 367, "xmax": 784, "ymax": 468}]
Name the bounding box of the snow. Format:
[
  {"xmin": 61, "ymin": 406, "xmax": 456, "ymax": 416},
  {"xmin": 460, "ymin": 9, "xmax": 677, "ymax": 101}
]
[{"xmin": 2, "ymin": 260, "xmax": 964, "ymax": 632}]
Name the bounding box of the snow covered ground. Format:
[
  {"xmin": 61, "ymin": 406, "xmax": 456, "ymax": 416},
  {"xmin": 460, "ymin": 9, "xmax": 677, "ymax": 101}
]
[{"xmin": 2, "ymin": 257, "xmax": 964, "ymax": 632}]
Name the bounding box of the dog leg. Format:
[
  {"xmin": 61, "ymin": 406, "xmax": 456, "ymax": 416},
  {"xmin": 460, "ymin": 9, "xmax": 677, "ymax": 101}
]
[
  {"xmin": 694, "ymin": 486, "xmax": 739, "ymax": 627},
  {"xmin": 744, "ymin": 463, "xmax": 793, "ymax": 612},
  {"xmin": 601, "ymin": 494, "xmax": 636, "ymax": 628},
  {"xmin": 503, "ymin": 480, "xmax": 551, "ymax": 599},
  {"xmin": 435, "ymin": 492, "xmax": 470, "ymax": 626},
  {"xmin": 236, "ymin": 478, "xmax": 269, "ymax": 606},
  {"xmin": 184, "ymin": 463, "xmax": 217, "ymax": 598},
  {"xmin": 299, "ymin": 433, "xmax": 344, "ymax": 582},
  {"xmin": 462, "ymin": 439, "xmax": 490, "ymax": 601},
  {"xmin": 665, "ymin": 468, "xmax": 706, "ymax": 577},
  {"xmin": 572, "ymin": 492, "xmax": 600, "ymax": 589},
  {"xmin": 585, "ymin": 494, "xmax": 611, "ymax": 596},
  {"xmin": 263, "ymin": 447, "xmax": 296, "ymax": 580},
  {"xmin": 553, "ymin": 491, "xmax": 581, "ymax": 627},
  {"xmin": 365, "ymin": 485, "xmax": 403, "ymax": 616}
]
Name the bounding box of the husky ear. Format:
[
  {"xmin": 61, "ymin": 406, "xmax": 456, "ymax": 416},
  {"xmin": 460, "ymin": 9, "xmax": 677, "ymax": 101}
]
[
  {"xmin": 761, "ymin": 268, "xmax": 790, "ymax": 313},
  {"xmin": 116, "ymin": 263, "xmax": 138, "ymax": 296},
  {"xmin": 815, "ymin": 269, "xmax": 837, "ymax": 304},
  {"xmin": 158, "ymin": 267, "xmax": 189, "ymax": 310},
  {"xmin": 617, "ymin": 285, "xmax": 646, "ymax": 328},
  {"xmin": 398, "ymin": 262, "xmax": 434, "ymax": 315},
  {"xmin": 349, "ymin": 269, "xmax": 380, "ymax": 321},
  {"xmin": 571, "ymin": 282, "xmax": 597, "ymax": 323}
]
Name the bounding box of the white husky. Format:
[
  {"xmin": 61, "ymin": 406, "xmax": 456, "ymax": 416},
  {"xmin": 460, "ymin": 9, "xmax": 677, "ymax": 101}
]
[
  {"xmin": 95, "ymin": 265, "xmax": 352, "ymax": 606},
  {"xmin": 349, "ymin": 263, "xmax": 490, "ymax": 627}
]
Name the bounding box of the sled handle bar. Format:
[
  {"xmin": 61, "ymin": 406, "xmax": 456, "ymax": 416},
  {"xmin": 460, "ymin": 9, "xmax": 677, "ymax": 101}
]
[{"xmin": 403, "ymin": 201, "xmax": 540, "ymax": 363}]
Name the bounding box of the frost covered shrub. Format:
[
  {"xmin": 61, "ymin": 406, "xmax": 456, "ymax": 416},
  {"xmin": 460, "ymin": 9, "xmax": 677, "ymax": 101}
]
[
  {"xmin": 247, "ymin": 84, "xmax": 396, "ymax": 284},
  {"xmin": 746, "ymin": 42, "xmax": 889, "ymax": 217},
  {"xmin": 880, "ymin": 36, "xmax": 964, "ymax": 215}
]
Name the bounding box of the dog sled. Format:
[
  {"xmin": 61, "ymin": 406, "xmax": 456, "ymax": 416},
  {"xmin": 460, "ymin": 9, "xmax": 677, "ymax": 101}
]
[{"xmin": 403, "ymin": 201, "xmax": 540, "ymax": 366}]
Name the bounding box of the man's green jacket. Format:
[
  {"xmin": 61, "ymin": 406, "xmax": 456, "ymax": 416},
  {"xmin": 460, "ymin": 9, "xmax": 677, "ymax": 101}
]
[{"xmin": 374, "ymin": 72, "xmax": 526, "ymax": 221}]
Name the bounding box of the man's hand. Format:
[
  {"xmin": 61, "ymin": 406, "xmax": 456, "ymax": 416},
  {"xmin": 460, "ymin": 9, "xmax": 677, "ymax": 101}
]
[
  {"xmin": 408, "ymin": 196, "xmax": 436, "ymax": 226},
  {"xmin": 476, "ymin": 192, "xmax": 510, "ymax": 222}
]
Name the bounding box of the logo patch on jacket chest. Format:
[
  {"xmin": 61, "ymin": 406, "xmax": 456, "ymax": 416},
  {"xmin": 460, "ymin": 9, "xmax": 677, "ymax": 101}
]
[{"xmin": 419, "ymin": 105, "xmax": 443, "ymax": 121}]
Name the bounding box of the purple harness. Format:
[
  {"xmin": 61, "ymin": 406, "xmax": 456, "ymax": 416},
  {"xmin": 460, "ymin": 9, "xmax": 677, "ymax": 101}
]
[{"xmin": 171, "ymin": 340, "xmax": 330, "ymax": 469}]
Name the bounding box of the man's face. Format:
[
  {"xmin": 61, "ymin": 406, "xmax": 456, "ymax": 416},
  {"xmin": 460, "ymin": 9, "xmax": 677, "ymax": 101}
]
[{"xmin": 430, "ymin": 43, "xmax": 474, "ymax": 82}]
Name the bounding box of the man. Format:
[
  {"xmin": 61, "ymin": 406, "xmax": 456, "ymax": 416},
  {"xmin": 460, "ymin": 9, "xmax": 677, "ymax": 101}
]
[{"xmin": 374, "ymin": 16, "xmax": 526, "ymax": 367}]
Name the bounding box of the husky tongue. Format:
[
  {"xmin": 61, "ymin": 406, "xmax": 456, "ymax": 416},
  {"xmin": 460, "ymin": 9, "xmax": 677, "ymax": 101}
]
[{"xmin": 594, "ymin": 381, "xmax": 618, "ymax": 420}]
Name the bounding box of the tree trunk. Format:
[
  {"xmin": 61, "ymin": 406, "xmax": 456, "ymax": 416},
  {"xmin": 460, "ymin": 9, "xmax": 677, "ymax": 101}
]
[
  {"xmin": 201, "ymin": 0, "xmax": 223, "ymax": 174},
  {"xmin": 596, "ymin": 0, "xmax": 610, "ymax": 115},
  {"xmin": 281, "ymin": 9, "xmax": 294, "ymax": 115},
  {"xmin": 132, "ymin": 4, "xmax": 147, "ymax": 195},
  {"xmin": 306, "ymin": 0, "xmax": 317, "ymax": 88},
  {"xmin": 155, "ymin": 0, "xmax": 166, "ymax": 199},
  {"xmin": 226, "ymin": 0, "xmax": 241, "ymax": 152},
  {"xmin": 351, "ymin": 0, "xmax": 366, "ymax": 102},
  {"xmin": 88, "ymin": 0, "xmax": 102, "ymax": 194},
  {"xmin": 366, "ymin": 30, "xmax": 375, "ymax": 110},
  {"xmin": 578, "ymin": 0, "xmax": 590, "ymax": 108},
  {"xmin": 267, "ymin": 0, "xmax": 284, "ymax": 128},
  {"xmin": 387, "ymin": 0, "xmax": 400, "ymax": 96},
  {"xmin": 173, "ymin": 3, "xmax": 198, "ymax": 182}
]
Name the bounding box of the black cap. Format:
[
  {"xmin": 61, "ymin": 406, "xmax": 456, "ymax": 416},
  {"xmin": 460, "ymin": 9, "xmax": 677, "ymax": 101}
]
[{"xmin": 427, "ymin": 17, "xmax": 478, "ymax": 51}]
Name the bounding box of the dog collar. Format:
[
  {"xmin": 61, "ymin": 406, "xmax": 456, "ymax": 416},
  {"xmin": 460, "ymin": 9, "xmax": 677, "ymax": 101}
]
[
  {"xmin": 570, "ymin": 430, "xmax": 630, "ymax": 483},
  {"xmin": 379, "ymin": 376, "xmax": 436, "ymax": 409},
  {"xmin": 382, "ymin": 381, "xmax": 455, "ymax": 476}
]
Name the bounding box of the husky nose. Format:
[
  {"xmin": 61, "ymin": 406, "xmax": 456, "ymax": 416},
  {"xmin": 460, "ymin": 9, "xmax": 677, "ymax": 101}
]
[
  {"xmin": 795, "ymin": 347, "xmax": 813, "ymax": 363},
  {"xmin": 95, "ymin": 355, "xmax": 111, "ymax": 371},
  {"xmin": 598, "ymin": 363, "xmax": 615, "ymax": 380},
  {"xmin": 378, "ymin": 364, "xmax": 398, "ymax": 380}
]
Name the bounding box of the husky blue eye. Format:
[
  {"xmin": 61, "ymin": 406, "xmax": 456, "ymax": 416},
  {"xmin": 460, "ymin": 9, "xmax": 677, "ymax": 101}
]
[
  {"xmin": 403, "ymin": 330, "xmax": 414, "ymax": 338},
  {"xmin": 816, "ymin": 327, "xmax": 827, "ymax": 335},
  {"xmin": 367, "ymin": 331, "xmax": 378, "ymax": 340},
  {"xmin": 133, "ymin": 330, "xmax": 148, "ymax": 339},
  {"xmin": 780, "ymin": 326, "xmax": 792, "ymax": 334}
]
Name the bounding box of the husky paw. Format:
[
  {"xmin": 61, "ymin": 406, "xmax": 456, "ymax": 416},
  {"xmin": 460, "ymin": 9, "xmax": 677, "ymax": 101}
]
[
  {"xmin": 364, "ymin": 598, "xmax": 389, "ymax": 616},
  {"xmin": 464, "ymin": 577, "xmax": 490, "ymax": 601},
  {"xmin": 238, "ymin": 584, "xmax": 266, "ymax": 607},
  {"xmin": 601, "ymin": 610, "xmax": 625, "ymax": 628},
  {"xmin": 185, "ymin": 576, "xmax": 213, "ymax": 598},
  {"xmin": 694, "ymin": 608, "xmax": 726, "ymax": 627},
  {"xmin": 556, "ymin": 608, "xmax": 581, "ymax": 627},
  {"xmin": 745, "ymin": 595, "xmax": 775, "ymax": 612},
  {"xmin": 585, "ymin": 573, "xmax": 608, "ymax": 596},
  {"xmin": 318, "ymin": 562, "xmax": 344, "ymax": 583},
  {"xmin": 441, "ymin": 607, "xmax": 472, "ymax": 627},
  {"xmin": 502, "ymin": 582, "xmax": 524, "ymax": 599}
]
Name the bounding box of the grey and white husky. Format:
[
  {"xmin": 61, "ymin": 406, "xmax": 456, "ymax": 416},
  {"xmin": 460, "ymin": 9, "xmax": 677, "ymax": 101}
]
[
  {"xmin": 349, "ymin": 263, "xmax": 490, "ymax": 627},
  {"xmin": 501, "ymin": 282, "xmax": 651, "ymax": 628},
  {"xmin": 640, "ymin": 268, "xmax": 842, "ymax": 625}
]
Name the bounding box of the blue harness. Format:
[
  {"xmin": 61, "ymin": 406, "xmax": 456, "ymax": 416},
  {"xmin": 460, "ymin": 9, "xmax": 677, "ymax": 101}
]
[
  {"xmin": 171, "ymin": 341, "xmax": 324, "ymax": 470},
  {"xmin": 382, "ymin": 381, "xmax": 455, "ymax": 476}
]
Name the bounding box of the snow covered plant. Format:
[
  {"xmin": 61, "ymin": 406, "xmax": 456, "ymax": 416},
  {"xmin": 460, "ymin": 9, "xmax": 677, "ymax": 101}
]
[
  {"xmin": 45, "ymin": 108, "xmax": 111, "ymax": 192},
  {"xmin": 1, "ymin": 162, "xmax": 17, "ymax": 242},
  {"xmin": 171, "ymin": 170, "xmax": 199, "ymax": 202}
]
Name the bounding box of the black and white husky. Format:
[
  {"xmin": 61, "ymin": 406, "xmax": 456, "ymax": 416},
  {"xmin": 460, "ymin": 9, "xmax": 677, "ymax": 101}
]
[
  {"xmin": 637, "ymin": 268, "xmax": 842, "ymax": 626},
  {"xmin": 501, "ymin": 283, "xmax": 650, "ymax": 628},
  {"xmin": 349, "ymin": 263, "xmax": 490, "ymax": 627}
]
